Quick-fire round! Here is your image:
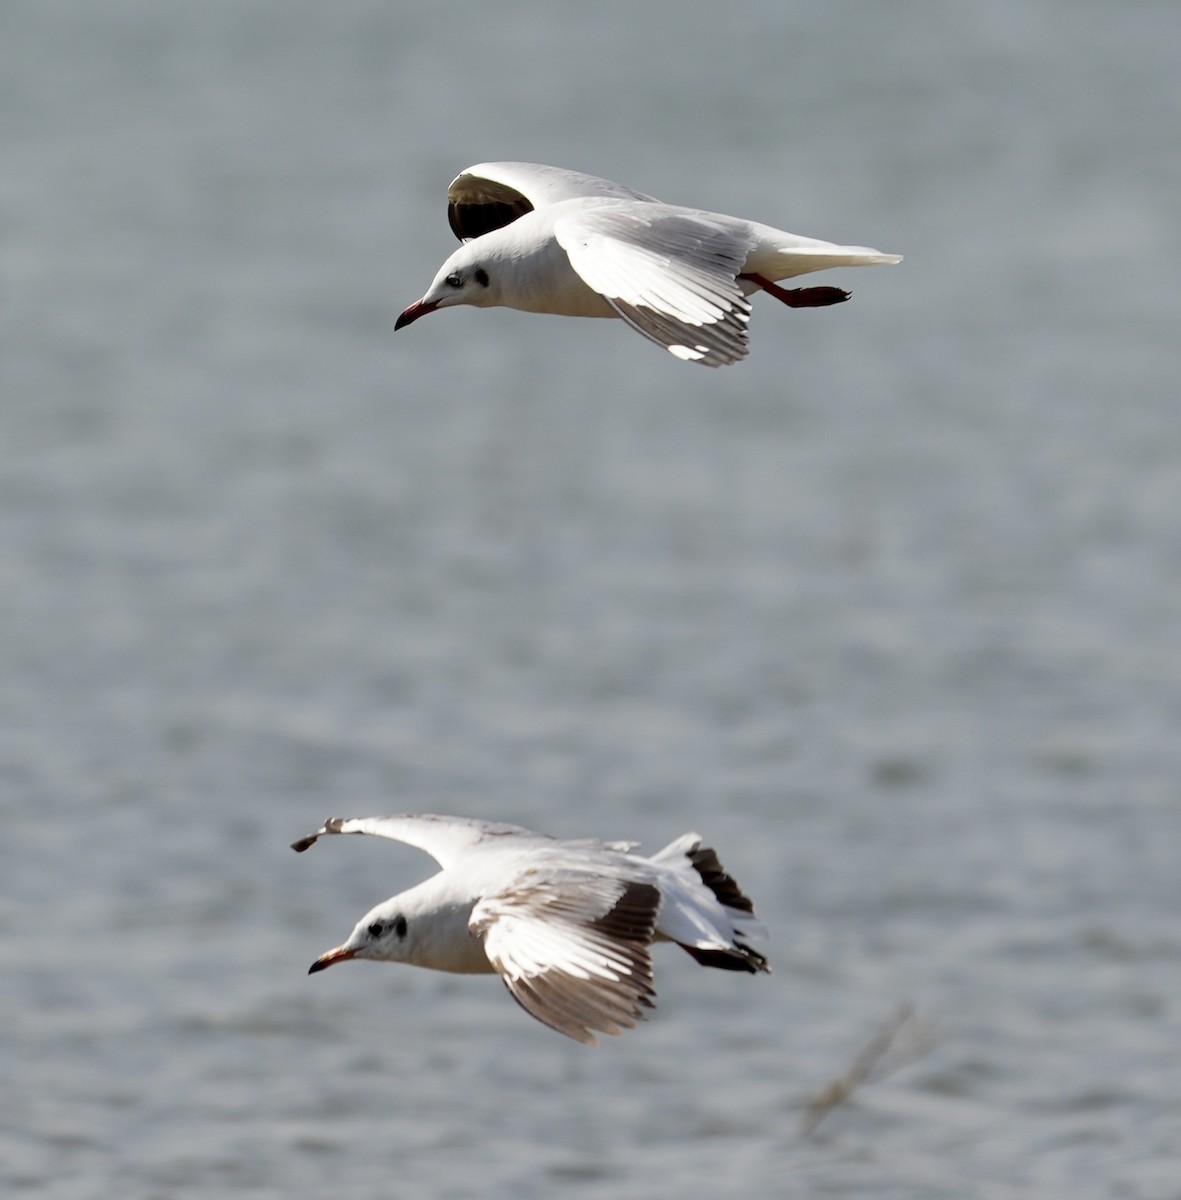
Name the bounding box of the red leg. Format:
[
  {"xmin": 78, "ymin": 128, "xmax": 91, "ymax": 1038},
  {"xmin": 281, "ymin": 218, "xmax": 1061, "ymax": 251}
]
[{"xmin": 740, "ymin": 272, "xmax": 851, "ymax": 308}]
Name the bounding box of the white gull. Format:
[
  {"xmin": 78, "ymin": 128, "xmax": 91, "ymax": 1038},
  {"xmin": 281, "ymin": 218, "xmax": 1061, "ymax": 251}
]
[
  {"xmin": 394, "ymin": 161, "xmax": 901, "ymax": 367},
  {"xmin": 292, "ymin": 814, "xmax": 769, "ymax": 1045}
]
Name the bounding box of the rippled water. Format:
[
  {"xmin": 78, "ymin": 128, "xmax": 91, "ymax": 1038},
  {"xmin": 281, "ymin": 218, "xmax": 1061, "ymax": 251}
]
[{"xmin": 3, "ymin": 2, "xmax": 1181, "ymax": 1197}]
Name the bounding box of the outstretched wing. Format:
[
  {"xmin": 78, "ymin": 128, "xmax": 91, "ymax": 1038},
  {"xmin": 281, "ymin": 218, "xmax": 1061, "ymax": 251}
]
[
  {"xmin": 447, "ymin": 161, "xmax": 660, "ymax": 241},
  {"xmin": 290, "ymin": 814, "xmax": 538, "ymax": 869},
  {"xmin": 555, "ymin": 205, "xmax": 754, "ymax": 367},
  {"xmin": 472, "ymin": 873, "xmax": 660, "ymax": 1046}
]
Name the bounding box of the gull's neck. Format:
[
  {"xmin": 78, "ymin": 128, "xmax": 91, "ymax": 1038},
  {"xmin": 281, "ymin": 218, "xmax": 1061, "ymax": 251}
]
[
  {"xmin": 483, "ymin": 212, "xmax": 615, "ymax": 319},
  {"xmin": 392, "ymin": 874, "xmax": 495, "ymax": 975}
]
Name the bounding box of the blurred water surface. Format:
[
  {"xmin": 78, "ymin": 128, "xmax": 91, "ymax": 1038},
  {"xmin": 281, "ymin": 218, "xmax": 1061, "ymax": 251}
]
[{"xmin": 3, "ymin": 2, "xmax": 1181, "ymax": 1197}]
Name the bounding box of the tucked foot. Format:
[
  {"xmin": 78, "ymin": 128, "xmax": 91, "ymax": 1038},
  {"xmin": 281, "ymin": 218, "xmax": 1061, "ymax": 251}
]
[{"xmin": 740, "ymin": 273, "xmax": 851, "ymax": 308}]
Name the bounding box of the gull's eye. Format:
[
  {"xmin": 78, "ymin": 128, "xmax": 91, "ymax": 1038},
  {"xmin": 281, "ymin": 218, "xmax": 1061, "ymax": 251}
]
[
  {"xmin": 394, "ymin": 915, "xmax": 408, "ymax": 939},
  {"xmin": 445, "ymin": 272, "xmax": 463, "ymax": 288},
  {"xmin": 368, "ymin": 922, "xmax": 384, "ymax": 938}
]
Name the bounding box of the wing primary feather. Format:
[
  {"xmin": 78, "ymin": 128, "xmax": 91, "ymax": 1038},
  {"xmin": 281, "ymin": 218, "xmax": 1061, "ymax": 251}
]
[
  {"xmin": 555, "ymin": 206, "xmax": 754, "ymax": 365},
  {"xmin": 477, "ymin": 877, "xmax": 660, "ymax": 1043}
]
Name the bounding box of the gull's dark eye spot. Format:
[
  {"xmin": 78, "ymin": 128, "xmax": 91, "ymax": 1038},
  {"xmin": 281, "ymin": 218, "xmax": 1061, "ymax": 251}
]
[
  {"xmin": 368, "ymin": 922, "xmax": 384, "ymax": 938},
  {"xmin": 394, "ymin": 915, "xmax": 408, "ymax": 939},
  {"xmin": 445, "ymin": 272, "xmax": 463, "ymax": 287},
  {"xmin": 474, "ymin": 267, "xmax": 489, "ymax": 288}
]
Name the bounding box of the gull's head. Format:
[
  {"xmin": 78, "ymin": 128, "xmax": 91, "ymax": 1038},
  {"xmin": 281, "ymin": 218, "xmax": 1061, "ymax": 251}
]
[
  {"xmin": 308, "ymin": 899, "xmax": 415, "ymax": 973},
  {"xmin": 395, "ymin": 243, "xmax": 501, "ymax": 329}
]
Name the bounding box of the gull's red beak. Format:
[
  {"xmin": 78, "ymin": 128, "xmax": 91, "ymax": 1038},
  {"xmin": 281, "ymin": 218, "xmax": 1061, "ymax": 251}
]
[
  {"xmin": 394, "ymin": 298, "xmax": 439, "ymax": 330},
  {"xmin": 308, "ymin": 946, "xmax": 356, "ymax": 974}
]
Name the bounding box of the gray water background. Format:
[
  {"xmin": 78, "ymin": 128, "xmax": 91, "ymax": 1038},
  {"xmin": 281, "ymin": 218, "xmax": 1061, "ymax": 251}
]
[{"xmin": 3, "ymin": 2, "xmax": 1181, "ymax": 1197}]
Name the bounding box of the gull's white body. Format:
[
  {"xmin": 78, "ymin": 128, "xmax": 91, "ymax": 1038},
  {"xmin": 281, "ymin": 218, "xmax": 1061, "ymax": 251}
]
[
  {"xmin": 395, "ymin": 161, "xmax": 901, "ymax": 366},
  {"xmin": 293, "ymin": 814, "xmax": 769, "ymax": 1045}
]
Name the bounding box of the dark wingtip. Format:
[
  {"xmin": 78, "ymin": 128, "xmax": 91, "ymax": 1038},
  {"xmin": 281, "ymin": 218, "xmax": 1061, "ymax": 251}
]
[
  {"xmin": 679, "ymin": 942, "xmax": 771, "ymax": 974},
  {"xmin": 292, "ymin": 817, "xmax": 349, "ymax": 852}
]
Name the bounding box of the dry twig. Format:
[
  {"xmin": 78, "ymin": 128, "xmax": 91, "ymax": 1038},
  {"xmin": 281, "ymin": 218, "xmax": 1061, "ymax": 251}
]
[{"xmin": 801, "ymin": 1003, "xmax": 936, "ymax": 1136}]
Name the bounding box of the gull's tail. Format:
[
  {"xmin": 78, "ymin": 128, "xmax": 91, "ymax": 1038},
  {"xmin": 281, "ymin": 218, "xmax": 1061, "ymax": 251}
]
[
  {"xmin": 746, "ymin": 223, "xmax": 902, "ymax": 283},
  {"xmin": 650, "ymin": 835, "xmax": 771, "ymax": 974},
  {"xmin": 763, "ymin": 244, "xmax": 902, "ymax": 281}
]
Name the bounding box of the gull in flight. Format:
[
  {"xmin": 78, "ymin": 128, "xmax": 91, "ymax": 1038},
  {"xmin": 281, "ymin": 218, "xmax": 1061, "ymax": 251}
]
[
  {"xmin": 293, "ymin": 814, "xmax": 769, "ymax": 1045},
  {"xmin": 395, "ymin": 161, "xmax": 901, "ymax": 366}
]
